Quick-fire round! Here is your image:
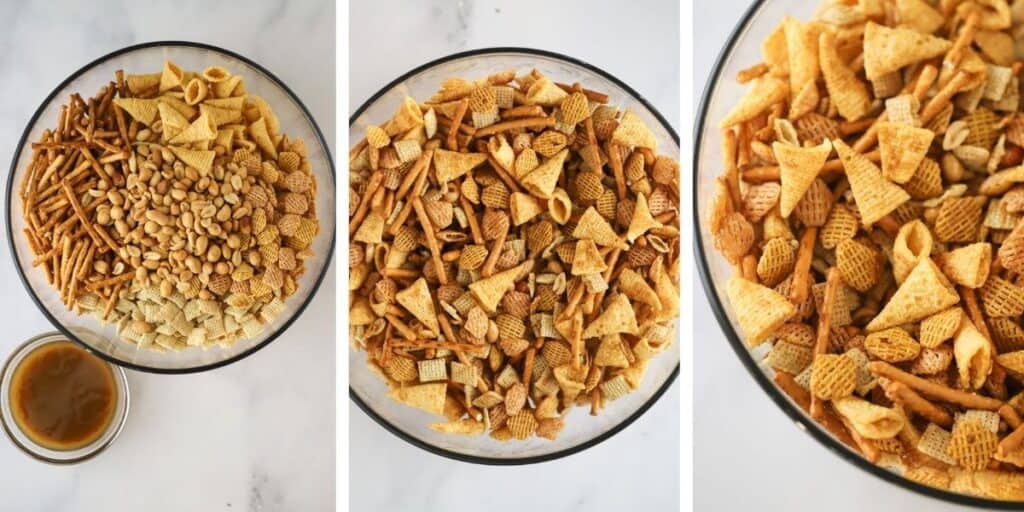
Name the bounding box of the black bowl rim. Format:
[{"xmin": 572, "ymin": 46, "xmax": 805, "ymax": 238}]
[
  {"xmin": 5, "ymin": 40, "xmax": 337, "ymax": 375},
  {"xmin": 693, "ymin": 1, "xmax": 1024, "ymax": 507},
  {"xmin": 348, "ymin": 46, "xmax": 681, "ymax": 465}
]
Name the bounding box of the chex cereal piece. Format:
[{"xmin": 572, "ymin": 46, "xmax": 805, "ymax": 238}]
[
  {"xmin": 948, "ymin": 420, "xmax": 999, "ymax": 470},
  {"xmin": 757, "ymin": 238, "xmax": 796, "ymax": 286},
  {"xmin": 835, "ymin": 238, "xmax": 880, "ymax": 292},
  {"xmin": 864, "ymin": 327, "xmax": 921, "ymax": 363},
  {"xmin": 810, "ymin": 353, "xmax": 857, "ymax": 400},
  {"xmin": 766, "ymin": 341, "xmax": 814, "ymax": 375}
]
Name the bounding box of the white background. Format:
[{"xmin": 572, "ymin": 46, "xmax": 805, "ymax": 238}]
[
  {"xmin": 0, "ymin": 2, "xmax": 335, "ymax": 511},
  {"xmin": 348, "ymin": 1, "xmax": 681, "ymax": 511},
  {"xmin": 694, "ymin": 0, "xmax": 967, "ymax": 510}
]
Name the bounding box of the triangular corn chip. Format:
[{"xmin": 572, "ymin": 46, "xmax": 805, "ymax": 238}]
[
  {"xmin": 204, "ymin": 96, "xmax": 246, "ymax": 110},
  {"xmin": 434, "ymin": 149, "xmax": 487, "ymax": 184},
  {"xmin": 573, "ymin": 207, "xmax": 627, "ymax": 249},
  {"xmin": 571, "ymin": 239, "xmax": 607, "ymax": 275},
  {"xmin": 521, "ymin": 148, "xmax": 568, "ymax": 199},
  {"xmin": 774, "ymin": 139, "xmax": 831, "ymax": 217},
  {"xmin": 833, "ymin": 138, "xmax": 910, "ymax": 226},
  {"xmin": 200, "ymin": 103, "xmax": 242, "ymax": 126},
  {"xmin": 126, "ymin": 72, "xmax": 161, "ymax": 94},
  {"xmin": 866, "ymin": 257, "xmax": 959, "ymax": 332},
  {"xmin": 953, "ymin": 318, "xmax": 993, "ymax": 390},
  {"xmin": 249, "ymin": 117, "xmax": 278, "ymax": 159},
  {"xmin": 627, "ymin": 193, "xmax": 663, "ymax": 241},
  {"xmin": 996, "ymin": 351, "xmax": 1024, "ymax": 379},
  {"xmin": 762, "ymin": 22, "xmax": 789, "ymax": 74},
  {"xmin": 113, "ymin": 98, "xmax": 159, "ymax": 126},
  {"xmin": 251, "ymin": 96, "xmax": 280, "ymax": 136},
  {"xmin": 582, "ymin": 294, "xmax": 639, "ymax": 338},
  {"xmin": 159, "ymin": 60, "xmax": 184, "ymax": 92},
  {"xmin": 819, "ymin": 31, "xmax": 872, "ymax": 121},
  {"xmin": 169, "ymin": 147, "xmax": 215, "ymax": 174},
  {"xmin": 612, "ymin": 110, "xmax": 657, "ymax": 150},
  {"xmin": 892, "ymin": 219, "xmax": 934, "ymax": 284},
  {"xmin": 784, "ymin": 17, "xmax": 823, "ymax": 117},
  {"xmin": 389, "ymin": 383, "xmax": 446, "ymax": 416},
  {"xmin": 385, "ymin": 96, "xmax": 424, "ymax": 135},
  {"xmin": 395, "ymin": 277, "xmax": 440, "ymax": 336},
  {"xmin": 353, "ymin": 211, "xmax": 386, "ymax": 244},
  {"xmin": 525, "ymin": 76, "xmax": 568, "ymax": 106},
  {"xmin": 720, "ymin": 76, "xmax": 789, "ymax": 128},
  {"xmin": 212, "ymin": 75, "xmax": 243, "ymax": 99},
  {"xmin": 158, "ymin": 102, "xmax": 190, "ymax": 131},
  {"xmin": 617, "ymin": 267, "xmax": 661, "ymax": 310},
  {"xmin": 863, "ymin": 22, "xmax": 952, "ymax": 80},
  {"xmin": 468, "ymin": 262, "xmax": 528, "ymax": 313},
  {"xmin": 832, "ymin": 396, "xmax": 905, "ymax": 439},
  {"xmin": 877, "ymin": 122, "xmax": 934, "ymax": 184},
  {"xmin": 936, "ymin": 243, "xmax": 992, "ymax": 289},
  {"xmin": 594, "ymin": 334, "xmax": 631, "ymax": 367},
  {"xmin": 170, "ymin": 110, "xmax": 217, "ymax": 144},
  {"xmin": 726, "ymin": 276, "xmax": 796, "ymax": 346},
  {"xmin": 652, "ymin": 258, "xmax": 679, "ymax": 322},
  {"xmin": 509, "ymin": 192, "xmax": 545, "ymax": 226},
  {"xmin": 158, "ymin": 95, "xmax": 198, "ymax": 120},
  {"xmin": 214, "ymin": 128, "xmax": 234, "ymax": 152},
  {"xmin": 896, "ymin": 0, "xmax": 945, "ymax": 34}
]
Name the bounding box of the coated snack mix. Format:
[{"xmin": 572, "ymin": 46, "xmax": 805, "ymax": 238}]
[
  {"xmin": 19, "ymin": 61, "xmax": 320, "ymax": 351},
  {"xmin": 709, "ymin": 0, "xmax": 1024, "ymax": 500},
  {"xmin": 350, "ymin": 68, "xmax": 679, "ymax": 440}
]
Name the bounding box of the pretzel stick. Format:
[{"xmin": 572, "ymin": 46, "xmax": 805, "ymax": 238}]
[
  {"xmin": 394, "ymin": 149, "xmax": 432, "ymax": 202},
  {"xmin": 473, "ymin": 117, "xmax": 555, "ymax": 138},
  {"xmin": 459, "ymin": 194, "xmax": 484, "ymax": 245},
  {"xmin": 920, "ymin": 71, "xmax": 973, "ymax": 125},
  {"xmin": 500, "ymin": 105, "xmax": 545, "ymax": 118},
  {"xmin": 1000, "ymin": 404, "xmax": 1023, "ymax": 430},
  {"xmin": 867, "ymin": 361, "xmax": 1004, "ymax": 410},
  {"xmin": 885, "ymin": 381, "xmax": 954, "ymax": 428},
  {"xmin": 789, "ymin": 227, "xmax": 818, "ymax": 305},
  {"xmin": 411, "ymin": 196, "xmax": 448, "ymax": 285},
  {"xmin": 446, "ymin": 99, "xmax": 468, "ymax": 151},
  {"xmin": 480, "ymin": 229, "xmax": 507, "ymax": 278},
  {"xmin": 348, "ymin": 170, "xmax": 384, "ymax": 234},
  {"xmin": 387, "ymin": 161, "xmax": 431, "ymax": 236},
  {"xmin": 559, "ymin": 279, "xmax": 587, "ymax": 321},
  {"xmin": 839, "ymin": 414, "xmax": 881, "ymax": 463},
  {"xmin": 554, "ymin": 82, "xmax": 608, "ymax": 103},
  {"xmin": 522, "ymin": 347, "xmax": 536, "ymax": 392},
  {"xmin": 811, "ymin": 268, "xmax": 840, "ymax": 419},
  {"xmin": 721, "ymin": 129, "xmax": 742, "ymax": 207},
  {"xmin": 774, "ymin": 371, "xmax": 811, "ymax": 409},
  {"xmin": 85, "ymin": 271, "xmax": 133, "ymax": 291},
  {"xmin": 608, "ymin": 142, "xmax": 628, "ymax": 200}
]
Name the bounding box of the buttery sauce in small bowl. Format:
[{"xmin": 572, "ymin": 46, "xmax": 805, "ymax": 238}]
[{"xmin": 1, "ymin": 333, "xmax": 128, "ymax": 463}]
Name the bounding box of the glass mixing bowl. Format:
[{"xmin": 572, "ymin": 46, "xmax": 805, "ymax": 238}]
[
  {"xmin": 6, "ymin": 42, "xmax": 336, "ymax": 373},
  {"xmin": 694, "ymin": 1, "xmax": 1024, "ymax": 507},
  {"xmin": 349, "ymin": 48, "xmax": 680, "ymax": 464}
]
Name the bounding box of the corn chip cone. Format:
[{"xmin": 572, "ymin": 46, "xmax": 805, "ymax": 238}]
[
  {"xmin": 863, "ymin": 22, "xmax": 953, "ymax": 80},
  {"xmin": 866, "ymin": 257, "xmax": 959, "ymax": 332},
  {"xmin": 113, "ymin": 98, "xmax": 159, "ymax": 126},
  {"xmin": 594, "ymin": 334, "xmax": 631, "ymax": 368},
  {"xmin": 953, "ymin": 317, "xmax": 994, "ymax": 390},
  {"xmin": 582, "ymin": 293, "xmax": 639, "ymax": 338},
  {"xmin": 159, "ymin": 60, "xmax": 184, "ymax": 92},
  {"xmin": 200, "ymin": 103, "xmax": 242, "ymax": 126},
  {"xmin": 170, "ymin": 110, "xmax": 217, "ymax": 144},
  {"xmin": 525, "ymin": 76, "xmax": 568, "ymax": 106},
  {"xmin": 521, "ymin": 148, "xmax": 568, "ymax": 199},
  {"xmin": 248, "ymin": 117, "xmax": 278, "ymax": 159},
  {"xmin": 169, "ymin": 147, "xmax": 215, "ymax": 174},
  {"xmin": 389, "ymin": 383, "xmax": 447, "ymax": 416},
  {"xmin": 897, "ymin": 0, "xmax": 945, "ymax": 34},
  {"xmin": 509, "ymin": 192, "xmax": 545, "ymax": 226},
  {"xmin": 762, "ymin": 21, "xmax": 789, "ymax": 73},
  {"xmin": 773, "ymin": 139, "xmax": 831, "ymax": 217},
  {"xmin": 434, "ymin": 149, "xmax": 487, "ymax": 184},
  {"xmin": 617, "ymin": 267, "xmax": 661, "ymax": 310},
  {"xmin": 573, "ymin": 206, "xmax": 628, "ymax": 249},
  {"xmin": 611, "ymin": 109, "xmax": 658, "ymax": 150},
  {"xmin": 935, "ymin": 242, "xmax": 992, "ymax": 289},
  {"xmin": 204, "ymin": 96, "xmax": 246, "ymax": 110},
  {"xmin": 833, "ymin": 396, "xmax": 905, "ymax": 439},
  {"xmin": 353, "ymin": 211, "xmax": 386, "ymax": 244},
  {"xmin": 571, "ymin": 239, "xmax": 607, "ymax": 275},
  {"xmin": 833, "ymin": 138, "xmax": 910, "ymax": 226},
  {"xmin": 158, "ymin": 95, "xmax": 197, "ymax": 120},
  {"xmin": 652, "ymin": 258, "xmax": 680, "ymax": 322},
  {"xmin": 818, "ymin": 31, "xmax": 872, "ymax": 121},
  {"xmin": 385, "ymin": 96, "xmax": 424, "ymax": 135},
  {"xmin": 395, "ymin": 278, "xmax": 440, "ymax": 337},
  {"xmin": 627, "ymin": 193, "xmax": 664, "ymax": 242},
  {"xmin": 726, "ymin": 276, "xmax": 796, "ymax": 346},
  {"xmin": 877, "ymin": 122, "xmax": 934, "ymax": 184},
  {"xmin": 784, "ymin": 17, "xmax": 823, "ymax": 116},
  {"xmin": 719, "ymin": 75, "xmax": 789, "ymax": 128},
  {"xmin": 892, "ymin": 220, "xmax": 933, "ymax": 285},
  {"xmin": 469, "ymin": 261, "xmax": 529, "ymax": 313},
  {"xmin": 126, "ymin": 72, "xmax": 161, "ymax": 94},
  {"xmin": 997, "ymin": 351, "xmax": 1024, "ymax": 379}
]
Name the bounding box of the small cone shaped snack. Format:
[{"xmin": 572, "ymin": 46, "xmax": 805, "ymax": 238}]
[
  {"xmin": 469, "ymin": 261, "xmax": 529, "ymax": 313},
  {"xmin": 159, "ymin": 60, "xmax": 184, "ymax": 92},
  {"xmin": 508, "ymin": 192, "xmax": 546, "ymax": 226},
  {"xmin": 627, "ymin": 193, "xmax": 663, "ymax": 242},
  {"xmin": 877, "ymin": 122, "xmax": 934, "ymax": 184},
  {"xmin": 612, "ymin": 109, "xmax": 658, "ymax": 150},
  {"xmin": 935, "ymin": 243, "xmax": 992, "ymax": 289},
  {"xmin": 571, "ymin": 239, "xmax": 607, "ymax": 275},
  {"xmin": 818, "ymin": 31, "xmax": 872, "ymax": 121},
  {"xmin": 525, "ymin": 76, "xmax": 568, "ymax": 106},
  {"xmin": 719, "ymin": 75, "xmax": 789, "ymax": 128},
  {"xmin": 521, "ymin": 148, "xmax": 568, "ymax": 199},
  {"xmin": 833, "ymin": 138, "xmax": 910, "ymax": 226},
  {"xmin": 389, "ymin": 383, "xmax": 447, "ymax": 416},
  {"xmin": 385, "ymin": 96, "xmax": 424, "ymax": 135},
  {"xmin": 594, "ymin": 334, "xmax": 631, "ymax": 368},
  {"xmin": 832, "ymin": 396, "xmax": 905, "ymax": 439},
  {"xmin": 726, "ymin": 276, "xmax": 796, "ymax": 346},
  {"xmin": 113, "ymin": 98, "xmax": 159, "ymax": 126},
  {"xmin": 773, "ymin": 139, "xmax": 831, "ymax": 217},
  {"xmin": 395, "ymin": 278, "xmax": 440, "ymax": 337},
  {"xmin": 574, "ymin": 207, "xmax": 628, "ymax": 249},
  {"xmin": 434, "ymin": 149, "xmax": 488, "ymax": 184},
  {"xmin": 863, "ymin": 22, "xmax": 952, "ymax": 80},
  {"xmin": 892, "ymin": 220, "xmax": 934, "ymax": 285},
  {"xmin": 617, "ymin": 267, "xmax": 662, "ymax": 310},
  {"xmin": 170, "ymin": 110, "xmax": 217, "ymax": 144},
  {"xmin": 169, "ymin": 147, "xmax": 215, "ymax": 174},
  {"xmin": 582, "ymin": 293, "xmax": 640, "ymax": 338},
  {"xmin": 897, "ymin": 0, "xmax": 945, "ymax": 34},
  {"xmin": 200, "ymin": 103, "xmax": 242, "ymax": 126},
  {"xmin": 953, "ymin": 318, "xmax": 993, "ymax": 390},
  {"xmin": 783, "ymin": 17, "xmax": 823, "ymax": 118},
  {"xmin": 249, "ymin": 117, "xmax": 278, "ymax": 159},
  {"xmin": 866, "ymin": 258, "xmax": 959, "ymax": 332},
  {"xmin": 126, "ymin": 72, "xmax": 160, "ymax": 94}
]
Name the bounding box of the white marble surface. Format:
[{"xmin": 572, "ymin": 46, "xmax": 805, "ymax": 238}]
[
  {"xmin": 0, "ymin": 2, "xmax": 335, "ymax": 511},
  {"xmin": 693, "ymin": 1, "xmax": 967, "ymax": 510},
  {"xmin": 349, "ymin": 1, "xmax": 680, "ymax": 511}
]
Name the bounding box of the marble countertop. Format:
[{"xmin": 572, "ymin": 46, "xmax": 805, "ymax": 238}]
[
  {"xmin": 694, "ymin": 1, "xmax": 967, "ymax": 510},
  {"xmin": 349, "ymin": 1, "xmax": 680, "ymax": 511},
  {"xmin": 0, "ymin": 2, "xmax": 336, "ymax": 511}
]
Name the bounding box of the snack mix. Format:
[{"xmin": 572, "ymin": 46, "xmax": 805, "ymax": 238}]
[
  {"xmin": 349, "ymin": 68, "xmax": 679, "ymax": 440},
  {"xmin": 709, "ymin": 0, "xmax": 1024, "ymax": 501},
  {"xmin": 19, "ymin": 60, "xmax": 319, "ymax": 351}
]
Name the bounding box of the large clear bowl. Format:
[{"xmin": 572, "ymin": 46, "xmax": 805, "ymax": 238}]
[
  {"xmin": 694, "ymin": 1, "xmax": 1023, "ymax": 507},
  {"xmin": 349, "ymin": 48, "xmax": 680, "ymax": 464},
  {"xmin": 6, "ymin": 42, "xmax": 336, "ymax": 373}
]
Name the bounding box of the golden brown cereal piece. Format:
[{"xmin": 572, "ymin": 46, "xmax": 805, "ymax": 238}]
[
  {"xmin": 865, "ymin": 327, "xmax": 922, "ymax": 363},
  {"xmin": 560, "ymin": 92, "xmax": 590, "ymax": 125},
  {"xmin": 507, "ymin": 410, "xmax": 538, "ymax": 440},
  {"xmin": 920, "ymin": 308, "xmax": 964, "ymax": 348},
  {"xmin": 820, "ymin": 205, "xmax": 859, "ymax": 250},
  {"xmin": 836, "ymin": 239, "xmax": 880, "ymax": 293},
  {"xmin": 934, "ymin": 197, "xmax": 984, "ymax": 243},
  {"xmin": 911, "ymin": 345, "xmax": 955, "ymax": 376},
  {"xmin": 979, "ymin": 275, "xmax": 1024, "ymax": 317},
  {"xmin": 948, "ymin": 420, "xmax": 999, "ymax": 470},
  {"xmin": 810, "ymin": 353, "xmax": 857, "ymax": 400},
  {"xmin": 756, "ymin": 238, "xmax": 795, "ymax": 287},
  {"xmin": 383, "ymin": 356, "xmax": 419, "ymax": 383},
  {"xmin": 792, "ymin": 178, "xmax": 833, "ymax": 227},
  {"xmin": 876, "ymin": 122, "xmax": 934, "ymax": 184}
]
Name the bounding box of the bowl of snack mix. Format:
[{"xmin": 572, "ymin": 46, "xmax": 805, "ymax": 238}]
[
  {"xmin": 697, "ymin": 0, "xmax": 1024, "ymax": 506},
  {"xmin": 6, "ymin": 42, "xmax": 335, "ymax": 373},
  {"xmin": 349, "ymin": 48, "xmax": 680, "ymax": 463}
]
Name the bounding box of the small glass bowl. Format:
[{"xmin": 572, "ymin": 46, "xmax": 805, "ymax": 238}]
[
  {"xmin": 0, "ymin": 332, "xmax": 129, "ymax": 464},
  {"xmin": 695, "ymin": 0, "xmax": 1024, "ymax": 507},
  {"xmin": 5, "ymin": 42, "xmax": 336, "ymax": 373},
  {"xmin": 349, "ymin": 48, "xmax": 680, "ymax": 464}
]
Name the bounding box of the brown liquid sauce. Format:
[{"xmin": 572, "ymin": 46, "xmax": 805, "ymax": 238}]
[{"xmin": 9, "ymin": 341, "xmax": 116, "ymax": 451}]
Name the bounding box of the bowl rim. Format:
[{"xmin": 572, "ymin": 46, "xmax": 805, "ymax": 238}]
[
  {"xmin": 693, "ymin": 1, "xmax": 1024, "ymax": 507},
  {"xmin": 349, "ymin": 46, "xmax": 681, "ymax": 465},
  {"xmin": 5, "ymin": 40, "xmax": 337, "ymax": 375}
]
